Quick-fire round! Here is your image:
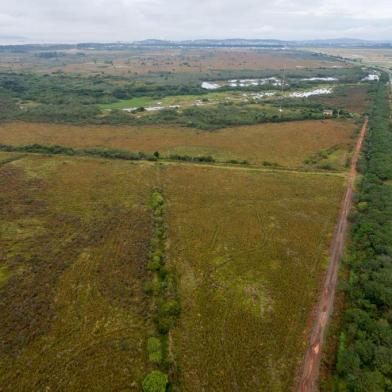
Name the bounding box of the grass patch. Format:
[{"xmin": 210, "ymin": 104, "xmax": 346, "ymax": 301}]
[
  {"xmin": 100, "ymin": 96, "xmax": 156, "ymax": 109},
  {"xmin": 0, "ymin": 267, "xmax": 9, "ymax": 288}
]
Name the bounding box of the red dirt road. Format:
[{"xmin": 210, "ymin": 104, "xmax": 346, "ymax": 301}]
[{"xmin": 298, "ymin": 118, "xmax": 368, "ymax": 392}]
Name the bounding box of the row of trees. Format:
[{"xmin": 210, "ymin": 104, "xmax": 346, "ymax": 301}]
[{"xmin": 332, "ymin": 75, "xmax": 392, "ymax": 390}]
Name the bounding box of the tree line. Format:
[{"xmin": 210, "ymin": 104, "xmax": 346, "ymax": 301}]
[{"xmin": 332, "ymin": 74, "xmax": 392, "ymax": 391}]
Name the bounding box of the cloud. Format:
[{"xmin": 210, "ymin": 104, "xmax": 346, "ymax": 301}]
[{"xmin": 0, "ymin": 0, "xmax": 391, "ymax": 43}]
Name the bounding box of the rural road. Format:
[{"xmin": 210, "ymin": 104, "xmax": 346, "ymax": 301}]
[{"xmin": 298, "ymin": 117, "xmax": 368, "ymax": 392}]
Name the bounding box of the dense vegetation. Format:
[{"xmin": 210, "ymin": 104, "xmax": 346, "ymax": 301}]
[
  {"xmin": 0, "ymin": 67, "xmax": 365, "ymax": 129},
  {"xmin": 333, "ymin": 75, "xmax": 392, "ymax": 391},
  {"xmin": 0, "ymin": 143, "xmax": 158, "ymax": 161},
  {"xmin": 143, "ymin": 189, "xmax": 180, "ymax": 391},
  {"xmin": 139, "ymin": 103, "xmax": 328, "ymax": 130}
]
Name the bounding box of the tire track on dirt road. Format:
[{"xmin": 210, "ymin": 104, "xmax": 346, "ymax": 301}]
[{"xmin": 297, "ymin": 118, "xmax": 368, "ymax": 392}]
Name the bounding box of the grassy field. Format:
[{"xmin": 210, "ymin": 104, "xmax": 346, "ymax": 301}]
[
  {"xmin": 0, "ymin": 152, "xmax": 25, "ymax": 165},
  {"xmin": 160, "ymin": 164, "xmax": 346, "ymax": 391},
  {"xmin": 310, "ymin": 85, "xmax": 370, "ymax": 113},
  {"xmin": 0, "ymin": 154, "xmax": 158, "ymax": 391},
  {"xmin": 305, "ymin": 47, "xmax": 392, "ymax": 69},
  {"xmin": 99, "ymin": 87, "xmax": 337, "ymax": 111},
  {"xmin": 0, "ymin": 119, "xmax": 357, "ymax": 169},
  {"xmin": 0, "ymin": 153, "xmax": 346, "ymax": 391},
  {"xmin": 99, "ymin": 91, "xmax": 247, "ymax": 110}
]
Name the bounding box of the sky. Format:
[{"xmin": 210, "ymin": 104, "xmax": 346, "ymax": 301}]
[{"xmin": 0, "ymin": 0, "xmax": 391, "ymax": 43}]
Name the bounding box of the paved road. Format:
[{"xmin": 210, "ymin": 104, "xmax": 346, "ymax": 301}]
[{"xmin": 298, "ymin": 118, "xmax": 368, "ymax": 392}]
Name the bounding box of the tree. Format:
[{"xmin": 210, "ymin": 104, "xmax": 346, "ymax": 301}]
[{"xmin": 142, "ymin": 371, "xmax": 168, "ymax": 392}]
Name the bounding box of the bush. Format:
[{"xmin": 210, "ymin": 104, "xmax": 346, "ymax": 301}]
[
  {"xmin": 160, "ymin": 300, "xmax": 181, "ymax": 317},
  {"xmin": 317, "ymin": 162, "xmax": 335, "ymax": 171},
  {"xmin": 155, "ymin": 316, "xmax": 175, "ymax": 334},
  {"xmin": 262, "ymin": 161, "xmax": 280, "ymax": 167},
  {"xmin": 143, "ymin": 280, "xmax": 162, "ymax": 296},
  {"xmin": 150, "ymin": 191, "xmax": 164, "ymax": 209},
  {"xmin": 142, "ymin": 370, "xmax": 168, "ymax": 392},
  {"xmin": 147, "ymin": 337, "xmax": 162, "ymax": 364},
  {"xmin": 147, "ymin": 259, "xmax": 161, "ymax": 271}
]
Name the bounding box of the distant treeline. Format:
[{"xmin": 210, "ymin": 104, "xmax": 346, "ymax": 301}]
[{"xmin": 332, "ymin": 74, "xmax": 392, "ymax": 390}]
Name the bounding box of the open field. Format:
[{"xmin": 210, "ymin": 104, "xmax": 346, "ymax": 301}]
[
  {"xmin": 0, "ymin": 154, "xmax": 346, "ymax": 391},
  {"xmin": 160, "ymin": 164, "xmax": 346, "ymax": 391},
  {"xmin": 99, "ymin": 87, "xmax": 336, "ymax": 111},
  {"xmin": 0, "ymin": 119, "xmax": 357, "ymax": 169},
  {"xmin": 310, "ymin": 85, "xmax": 370, "ymax": 113},
  {"xmin": 0, "ymin": 154, "xmax": 157, "ymax": 391},
  {"xmin": 0, "ymin": 48, "xmax": 346, "ymax": 75},
  {"xmin": 0, "ymin": 44, "xmax": 377, "ymax": 391},
  {"xmin": 305, "ymin": 47, "xmax": 392, "ymax": 69},
  {"xmin": 0, "ymin": 152, "xmax": 25, "ymax": 165}
]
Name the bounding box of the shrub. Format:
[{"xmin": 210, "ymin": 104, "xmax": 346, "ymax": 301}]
[
  {"xmin": 317, "ymin": 162, "xmax": 335, "ymax": 170},
  {"xmin": 152, "ymin": 250, "xmax": 163, "ymax": 263},
  {"xmin": 150, "ymin": 191, "xmax": 164, "ymax": 209},
  {"xmin": 147, "ymin": 337, "xmax": 162, "ymax": 364},
  {"xmin": 147, "ymin": 259, "xmax": 161, "ymax": 271},
  {"xmin": 143, "ymin": 280, "xmax": 162, "ymax": 296},
  {"xmin": 155, "ymin": 316, "xmax": 175, "ymax": 334},
  {"xmin": 160, "ymin": 300, "xmax": 181, "ymax": 317},
  {"xmin": 262, "ymin": 161, "xmax": 280, "ymax": 167},
  {"xmin": 142, "ymin": 370, "xmax": 168, "ymax": 392}
]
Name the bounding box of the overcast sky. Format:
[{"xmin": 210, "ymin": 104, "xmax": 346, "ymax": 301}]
[{"xmin": 0, "ymin": 0, "xmax": 391, "ymax": 43}]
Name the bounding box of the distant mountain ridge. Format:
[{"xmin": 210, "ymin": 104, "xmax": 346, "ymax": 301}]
[
  {"xmin": 133, "ymin": 38, "xmax": 392, "ymax": 48},
  {"xmin": 1, "ymin": 37, "xmax": 391, "ymax": 51}
]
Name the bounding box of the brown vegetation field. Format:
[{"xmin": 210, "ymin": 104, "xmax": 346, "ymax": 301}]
[
  {"xmin": 0, "ymin": 48, "xmax": 344, "ymax": 75},
  {"xmin": 0, "ymin": 154, "xmax": 157, "ymax": 391},
  {"xmin": 0, "ymin": 119, "xmax": 357, "ymax": 169},
  {"xmin": 160, "ymin": 164, "xmax": 346, "ymax": 391},
  {"xmin": 310, "ymin": 85, "xmax": 370, "ymax": 113}
]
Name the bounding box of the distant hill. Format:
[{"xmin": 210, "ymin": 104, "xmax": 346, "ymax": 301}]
[
  {"xmin": 1, "ymin": 38, "xmax": 392, "ymax": 51},
  {"xmin": 298, "ymin": 38, "xmax": 392, "ymax": 47},
  {"xmin": 133, "ymin": 38, "xmax": 392, "ymax": 48}
]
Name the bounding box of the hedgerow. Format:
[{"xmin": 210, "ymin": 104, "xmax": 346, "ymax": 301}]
[{"xmin": 142, "ymin": 188, "xmax": 180, "ymax": 391}]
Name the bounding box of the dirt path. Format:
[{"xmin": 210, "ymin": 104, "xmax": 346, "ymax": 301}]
[
  {"xmin": 156, "ymin": 160, "xmax": 346, "ymax": 177},
  {"xmin": 298, "ymin": 118, "xmax": 368, "ymax": 392}
]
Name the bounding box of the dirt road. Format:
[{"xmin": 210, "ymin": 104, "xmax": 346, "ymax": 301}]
[{"xmin": 298, "ymin": 118, "xmax": 368, "ymax": 392}]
